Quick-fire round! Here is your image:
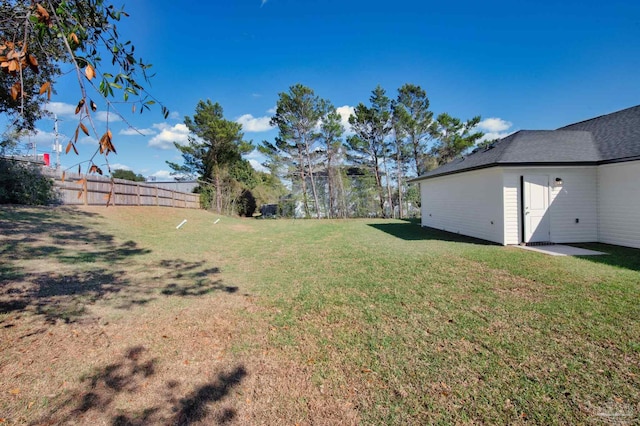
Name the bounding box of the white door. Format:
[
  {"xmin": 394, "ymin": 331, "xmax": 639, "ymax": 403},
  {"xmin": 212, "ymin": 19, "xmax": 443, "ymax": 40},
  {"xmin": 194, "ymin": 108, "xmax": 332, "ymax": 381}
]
[{"xmin": 523, "ymin": 175, "xmax": 550, "ymax": 243}]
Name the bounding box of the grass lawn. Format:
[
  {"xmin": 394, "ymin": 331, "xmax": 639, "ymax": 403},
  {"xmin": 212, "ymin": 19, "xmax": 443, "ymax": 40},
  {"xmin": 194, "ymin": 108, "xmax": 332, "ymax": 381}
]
[{"xmin": 1, "ymin": 205, "xmax": 639, "ymax": 425}]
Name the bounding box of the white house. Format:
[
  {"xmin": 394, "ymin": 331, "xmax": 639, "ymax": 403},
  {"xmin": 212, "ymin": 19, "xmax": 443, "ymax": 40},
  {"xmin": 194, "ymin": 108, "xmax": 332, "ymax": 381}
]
[{"xmin": 410, "ymin": 105, "xmax": 640, "ymax": 249}]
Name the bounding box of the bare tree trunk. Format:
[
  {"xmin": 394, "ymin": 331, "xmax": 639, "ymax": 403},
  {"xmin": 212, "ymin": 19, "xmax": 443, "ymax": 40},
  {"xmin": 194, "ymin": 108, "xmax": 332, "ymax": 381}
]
[
  {"xmin": 304, "ymin": 140, "xmax": 322, "ymax": 219},
  {"xmin": 397, "ymin": 173, "xmax": 404, "ymax": 219},
  {"xmin": 336, "ymin": 168, "xmax": 347, "ymax": 218},
  {"xmin": 412, "ymin": 133, "xmax": 421, "ymax": 177},
  {"xmin": 382, "ymin": 154, "xmax": 394, "ymax": 218},
  {"xmin": 298, "ymin": 149, "xmax": 311, "ymax": 218},
  {"xmin": 373, "ymin": 161, "xmax": 384, "ymax": 216},
  {"xmin": 396, "ymin": 148, "xmax": 404, "ymax": 219},
  {"xmin": 327, "ymin": 160, "xmax": 335, "ymax": 219},
  {"xmin": 214, "ymin": 164, "xmax": 222, "ymax": 214}
]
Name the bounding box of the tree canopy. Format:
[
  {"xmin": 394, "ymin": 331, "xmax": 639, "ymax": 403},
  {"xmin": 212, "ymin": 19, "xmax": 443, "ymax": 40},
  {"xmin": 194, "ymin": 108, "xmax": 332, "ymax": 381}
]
[
  {"xmin": 347, "ymin": 85, "xmax": 393, "ymax": 216},
  {"xmin": 318, "ymin": 101, "xmax": 346, "ymax": 218},
  {"xmin": 267, "ymin": 84, "xmax": 326, "ymax": 218},
  {"xmin": 429, "ymin": 113, "xmax": 483, "ymax": 166},
  {"xmin": 1, "ymin": 0, "xmax": 167, "ymax": 187},
  {"xmin": 167, "ymin": 100, "xmax": 258, "ymax": 215},
  {"xmin": 261, "ymin": 83, "xmax": 486, "ymax": 218},
  {"xmin": 111, "ymin": 169, "xmax": 145, "ymax": 182},
  {"xmin": 393, "ymin": 84, "xmax": 433, "ymax": 176}
]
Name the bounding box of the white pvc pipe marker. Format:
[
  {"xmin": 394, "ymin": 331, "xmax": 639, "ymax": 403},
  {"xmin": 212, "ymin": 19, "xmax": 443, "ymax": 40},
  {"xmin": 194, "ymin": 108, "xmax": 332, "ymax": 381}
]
[{"xmin": 176, "ymin": 219, "xmax": 187, "ymax": 229}]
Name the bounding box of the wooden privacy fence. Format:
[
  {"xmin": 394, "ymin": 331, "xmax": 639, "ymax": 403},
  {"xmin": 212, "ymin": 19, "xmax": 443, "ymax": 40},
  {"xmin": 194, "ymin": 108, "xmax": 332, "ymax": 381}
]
[{"xmin": 44, "ymin": 169, "xmax": 200, "ymax": 209}]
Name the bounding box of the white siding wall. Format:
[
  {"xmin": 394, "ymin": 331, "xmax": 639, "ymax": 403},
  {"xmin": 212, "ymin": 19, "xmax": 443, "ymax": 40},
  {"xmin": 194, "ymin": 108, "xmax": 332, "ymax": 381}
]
[
  {"xmin": 598, "ymin": 161, "xmax": 640, "ymax": 249},
  {"xmin": 503, "ymin": 173, "xmax": 521, "ymax": 245},
  {"xmin": 420, "ymin": 168, "xmax": 505, "ymax": 244},
  {"xmin": 503, "ymin": 167, "xmax": 598, "ymax": 244},
  {"xmin": 548, "ymin": 168, "xmax": 598, "ymax": 243}
]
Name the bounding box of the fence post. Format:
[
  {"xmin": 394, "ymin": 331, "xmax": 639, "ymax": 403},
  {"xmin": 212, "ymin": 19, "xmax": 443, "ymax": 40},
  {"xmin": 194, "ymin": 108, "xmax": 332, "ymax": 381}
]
[
  {"xmin": 83, "ymin": 178, "xmax": 88, "ymax": 206},
  {"xmin": 155, "ymin": 186, "xmax": 159, "ymax": 206},
  {"xmin": 137, "ymin": 182, "xmax": 141, "ymax": 206},
  {"xmin": 111, "ymin": 181, "xmax": 119, "ymax": 206}
]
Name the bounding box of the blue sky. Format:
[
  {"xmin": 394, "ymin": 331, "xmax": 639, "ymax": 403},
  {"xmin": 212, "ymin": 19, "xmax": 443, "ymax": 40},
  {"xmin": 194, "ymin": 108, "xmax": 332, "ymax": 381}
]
[{"xmin": 15, "ymin": 0, "xmax": 640, "ymax": 179}]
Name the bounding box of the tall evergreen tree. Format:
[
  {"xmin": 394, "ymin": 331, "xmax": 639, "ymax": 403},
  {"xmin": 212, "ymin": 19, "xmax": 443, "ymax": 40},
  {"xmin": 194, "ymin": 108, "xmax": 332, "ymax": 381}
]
[
  {"xmin": 167, "ymin": 100, "xmax": 253, "ymax": 214},
  {"xmin": 318, "ymin": 101, "xmax": 346, "ymax": 218},
  {"xmin": 390, "ymin": 108, "xmax": 408, "ymax": 218},
  {"xmin": 347, "ymin": 85, "xmax": 393, "ymax": 216},
  {"xmin": 429, "ymin": 113, "xmax": 483, "ymax": 165},
  {"xmin": 269, "ymin": 84, "xmax": 324, "ymax": 218},
  {"xmin": 393, "ymin": 84, "xmax": 433, "ymax": 176}
]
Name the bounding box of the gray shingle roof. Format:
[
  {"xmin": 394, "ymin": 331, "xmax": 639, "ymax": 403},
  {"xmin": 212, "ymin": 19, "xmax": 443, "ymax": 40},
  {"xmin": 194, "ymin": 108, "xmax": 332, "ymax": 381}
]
[
  {"xmin": 558, "ymin": 104, "xmax": 640, "ymax": 161},
  {"xmin": 411, "ymin": 104, "xmax": 640, "ymax": 181}
]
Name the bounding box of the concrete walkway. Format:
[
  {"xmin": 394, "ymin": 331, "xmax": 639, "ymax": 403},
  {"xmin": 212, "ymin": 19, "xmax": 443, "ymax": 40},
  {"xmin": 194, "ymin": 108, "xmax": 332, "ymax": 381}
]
[{"xmin": 513, "ymin": 244, "xmax": 607, "ymax": 256}]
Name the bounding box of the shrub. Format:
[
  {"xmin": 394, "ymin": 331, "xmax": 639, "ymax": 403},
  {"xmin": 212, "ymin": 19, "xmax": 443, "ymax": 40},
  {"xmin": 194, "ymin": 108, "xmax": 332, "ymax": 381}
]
[
  {"xmin": 196, "ymin": 185, "xmax": 215, "ymax": 211},
  {"xmin": 236, "ymin": 189, "xmax": 257, "ymax": 217},
  {"xmin": 0, "ymin": 159, "xmax": 58, "ymax": 205}
]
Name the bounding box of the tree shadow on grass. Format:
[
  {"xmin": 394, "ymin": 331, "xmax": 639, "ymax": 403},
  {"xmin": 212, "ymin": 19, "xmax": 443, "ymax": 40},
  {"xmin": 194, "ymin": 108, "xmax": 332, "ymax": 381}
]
[
  {"xmin": 72, "ymin": 346, "xmax": 157, "ymax": 416},
  {"xmin": 368, "ymin": 221, "xmax": 497, "ymax": 245},
  {"xmin": 39, "ymin": 346, "xmax": 246, "ymax": 426},
  {"xmin": 158, "ymin": 260, "xmax": 238, "ymax": 296},
  {"xmin": 572, "ymin": 243, "xmax": 640, "ymax": 272},
  {"xmin": 173, "ymin": 367, "xmax": 247, "ymax": 425},
  {"xmin": 0, "ymin": 207, "xmax": 238, "ymax": 324}
]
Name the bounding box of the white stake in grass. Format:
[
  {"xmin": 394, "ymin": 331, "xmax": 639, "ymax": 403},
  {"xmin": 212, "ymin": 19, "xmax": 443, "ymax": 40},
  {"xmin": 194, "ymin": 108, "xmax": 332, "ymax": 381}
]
[
  {"xmin": 214, "ymin": 219, "xmax": 220, "ymax": 224},
  {"xmin": 176, "ymin": 219, "xmax": 187, "ymax": 229}
]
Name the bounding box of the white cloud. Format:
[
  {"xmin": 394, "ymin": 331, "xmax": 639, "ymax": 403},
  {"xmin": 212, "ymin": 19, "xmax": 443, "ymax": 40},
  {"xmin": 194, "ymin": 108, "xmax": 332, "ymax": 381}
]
[
  {"xmin": 266, "ymin": 106, "xmax": 276, "ymax": 114},
  {"xmin": 249, "ymin": 159, "xmax": 268, "ymax": 173},
  {"xmin": 148, "ymin": 123, "xmax": 190, "ymax": 150},
  {"xmin": 245, "ymin": 148, "xmax": 266, "ymax": 162},
  {"xmin": 94, "ymin": 111, "xmax": 122, "ymax": 123},
  {"xmin": 477, "ymin": 117, "xmax": 512, "ymax": 133},
  {"xmin": 17, "ymin": 129, "xmax": 64, "ymax": 151},
  {"xmin": 27, "ymin": 129, "xmax": 56, "ymax": 147},
  {"xmin": 236, "ymin": 114, "xmax": 274, "ymax": 132},
  {"xmin": 478, "ymin": 132, "xmax": 511, "ymax": 143},
  {"xmin": 150, "ymin": 170, "xmax": 175, "ymax": 180},
  {"xmin": 109, "ymin": 163, "xmax": 131, "ymax": 171},
  {"xmin": 336, "ymin": 105, "xmax": 355, "ymax": 134},
  {"xmin": 244, "ymin": 149, "xmax": 269, "ymax": 173},
  {"xmin": 43, "ymin": 102, "xmax": 75, "ymax": 118},
  {"xmin": 476, "ymin": 117, "xmax": 514, "ymax": 143},
  {"xmin": 244, "ymin": 148, "xmax": 263, "ymax": 161},
  {"xmin": 119, "ymin": 127, "xmax": 155, "ymax": 136},
  {"xmin": 20, "ymin": 127, "xmax": 98, "ymax": 156},
  {"xmin": 169, "ymin": 111, "xmax": 180, "ymax": 120},
  {"xmin": 310, "ymin": 105, "xmax": 355, "ymax": 134},
  {"xmin": 78, "ymin": 135, "xmax": 98, "ymax": 145}
]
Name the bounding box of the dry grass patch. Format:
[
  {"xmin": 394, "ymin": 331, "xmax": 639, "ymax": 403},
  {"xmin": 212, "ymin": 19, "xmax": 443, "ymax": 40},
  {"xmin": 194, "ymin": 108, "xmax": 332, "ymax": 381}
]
[{"xmin": 1, "ymin": 207, "xmax": 639, "ymax": 425}]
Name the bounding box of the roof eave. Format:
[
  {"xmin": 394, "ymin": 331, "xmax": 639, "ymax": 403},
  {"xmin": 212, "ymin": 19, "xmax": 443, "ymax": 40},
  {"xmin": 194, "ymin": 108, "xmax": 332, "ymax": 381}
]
[
  {"xmin": 599, "ymin": 155, "xmax": 640, "ymax": 165},
  {"xmin": 408, "ymin": 160, "xmax": 607, "ymax": 182}
]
